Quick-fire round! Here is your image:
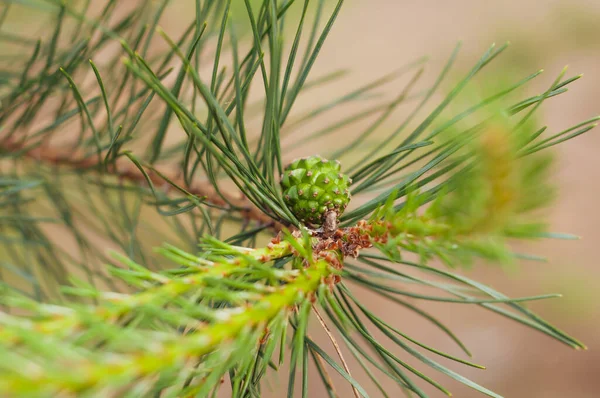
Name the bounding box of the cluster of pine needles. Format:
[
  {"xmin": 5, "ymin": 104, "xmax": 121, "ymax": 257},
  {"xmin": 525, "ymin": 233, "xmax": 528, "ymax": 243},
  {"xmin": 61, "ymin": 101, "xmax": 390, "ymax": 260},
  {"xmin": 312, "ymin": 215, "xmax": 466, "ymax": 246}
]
[{"xmin": 0, "ymin": 0, "xmax": 597, "ymax": 397}]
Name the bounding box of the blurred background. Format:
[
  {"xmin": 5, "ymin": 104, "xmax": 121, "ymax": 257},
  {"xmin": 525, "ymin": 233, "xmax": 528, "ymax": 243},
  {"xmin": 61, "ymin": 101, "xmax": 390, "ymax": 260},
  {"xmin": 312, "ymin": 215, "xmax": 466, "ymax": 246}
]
[{"xmin": 3, "ymin": 0, "xmax": 600, "ymax": 397}]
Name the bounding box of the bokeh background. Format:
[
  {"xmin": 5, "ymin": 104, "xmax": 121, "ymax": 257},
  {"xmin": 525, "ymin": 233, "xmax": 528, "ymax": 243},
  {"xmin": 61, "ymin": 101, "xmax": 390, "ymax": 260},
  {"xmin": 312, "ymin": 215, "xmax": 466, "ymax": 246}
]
[{"xmin": 4, "ymin": 0, "xmax": 600, "ymax": 397}]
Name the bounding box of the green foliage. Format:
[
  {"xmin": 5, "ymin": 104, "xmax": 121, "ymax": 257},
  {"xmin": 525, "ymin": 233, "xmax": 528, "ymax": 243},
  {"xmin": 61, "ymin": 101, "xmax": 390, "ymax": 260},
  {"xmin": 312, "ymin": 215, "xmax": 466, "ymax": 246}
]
[{"xmin": 0, "ymin": 0, "xmax": 596, "ymax": 397}]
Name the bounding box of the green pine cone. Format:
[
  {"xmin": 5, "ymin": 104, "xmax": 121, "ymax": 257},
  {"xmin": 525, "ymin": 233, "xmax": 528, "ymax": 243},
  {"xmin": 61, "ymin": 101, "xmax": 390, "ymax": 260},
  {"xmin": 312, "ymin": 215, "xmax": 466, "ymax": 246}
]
[{"xmin": 280, "ymin": 156, "xmax": 351, "ymax": 226}]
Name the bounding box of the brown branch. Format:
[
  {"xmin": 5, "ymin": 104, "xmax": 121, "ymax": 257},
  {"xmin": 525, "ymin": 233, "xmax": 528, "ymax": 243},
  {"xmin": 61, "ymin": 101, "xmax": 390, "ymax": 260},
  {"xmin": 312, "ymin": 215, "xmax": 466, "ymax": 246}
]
[
  {"xmin": 1, "ymin": 139, "xmax": 285, "ymax": 231},
  {"xmin": 313, "ymin": 305, "xmax": 361, "ymax": 398},
  {"xmin": 308, "ymin": 334, "xmax": 341, "ymax": 398}
]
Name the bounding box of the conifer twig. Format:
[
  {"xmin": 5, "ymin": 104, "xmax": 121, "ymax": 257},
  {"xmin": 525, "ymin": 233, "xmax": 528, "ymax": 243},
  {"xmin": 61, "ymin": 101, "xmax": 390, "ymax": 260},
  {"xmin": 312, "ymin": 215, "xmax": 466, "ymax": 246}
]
[
  {"xmin": 0, "ymin": 137, "xmax": 284, "ymax": 230},
  {"xmin": 0, "ymin": 239, "xmax": 336, "ymax": 395}
]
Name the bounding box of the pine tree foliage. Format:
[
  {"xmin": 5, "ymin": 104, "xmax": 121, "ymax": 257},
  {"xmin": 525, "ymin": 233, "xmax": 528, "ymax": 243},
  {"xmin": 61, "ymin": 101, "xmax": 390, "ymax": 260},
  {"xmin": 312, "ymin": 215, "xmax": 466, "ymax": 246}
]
[{"xmin": 0, "ymin": 0, "xmax": 596, "ymax": 397}]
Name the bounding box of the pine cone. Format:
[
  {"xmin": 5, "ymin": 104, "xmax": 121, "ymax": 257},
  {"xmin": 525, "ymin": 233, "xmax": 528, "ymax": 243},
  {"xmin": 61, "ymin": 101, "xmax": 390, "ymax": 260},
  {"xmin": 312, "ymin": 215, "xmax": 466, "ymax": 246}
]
[{"xmin": 280, "ymin": 156, "xmax": 351, "ymax": 226}]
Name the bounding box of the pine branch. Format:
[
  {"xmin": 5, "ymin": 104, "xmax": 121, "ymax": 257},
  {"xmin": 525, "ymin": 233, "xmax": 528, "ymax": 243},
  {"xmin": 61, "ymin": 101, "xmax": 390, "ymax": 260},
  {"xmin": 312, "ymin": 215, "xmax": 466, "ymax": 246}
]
[
  {"xmin": 0, "ymin": 1, "xmax": 596, "ymax": 396},
  {"xmin": 0, "ymin": 137, "xmax": 284, "ymax": 230},
  {"xmin": 0, "ymin": 234, "xmax": 335, "ymax": 396},
  {"xmin": 0, "ymin": 195, "xmax": 585, "ymax": 396}
]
